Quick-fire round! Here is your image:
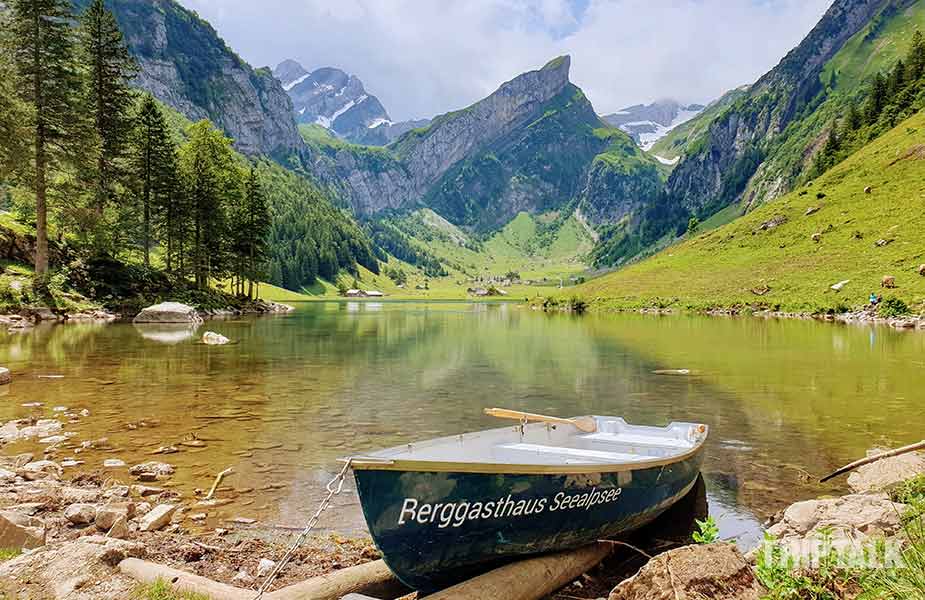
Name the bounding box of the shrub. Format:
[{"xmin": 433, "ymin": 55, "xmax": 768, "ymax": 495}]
[
  {"xmin": 692, "ymin": 516, "xmax": 719, "ymax": 544},
  {"xmin": 879, "ymin": 296, "xmax": 909, "ymax": 318}
]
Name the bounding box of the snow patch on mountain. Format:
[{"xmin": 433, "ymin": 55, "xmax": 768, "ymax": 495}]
[
  {"xmin": 601, "ymin": 100, "xmax": 704, "ymax": 150},
  {"xmin": 654, "ymin": 154, "xmax": 680, "ymax": 166},
  {"xmin": 283, "ymin": 73, "xmax": 310, "ymax": 91}
]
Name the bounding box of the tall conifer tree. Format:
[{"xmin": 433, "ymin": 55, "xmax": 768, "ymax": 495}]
[
  {"xmin": 79, "ymin": 0, "xmax": 138, "ymax": 239},
  {"xmin": 8, "ymin": 0, "xmax": 82, "ymax": 284}
]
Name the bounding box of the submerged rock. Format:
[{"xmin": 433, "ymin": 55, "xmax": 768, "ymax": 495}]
[
  {"xmin": 609, "ymin": 543, "xmax": 764, "ymax": 600},
  {"xmin": 0, "ymin": 367, "xmax": 10, "ymax": 385},
  {"xmin": 0, "ymin": 419, "xmax": 62, "ymax": 444},
  {"xmin": 128, "ymin": 461, "xmax": 175, "ymax": 477},
  {"xmin": 133, "ymin": 302, "xmax": 203, "ymax": 324}
]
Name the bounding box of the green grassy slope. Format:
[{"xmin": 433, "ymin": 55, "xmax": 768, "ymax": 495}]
[
  {"xmin": 742, "ymin": 1, "xmax": 925, "ymax": 206},
  {"xmin": 822, "ymin": 1, "xmax": 925, "ymax": 85},
  {"xmin": 576, "ymin": 109, "xmax": 925, "ymax": 314}
]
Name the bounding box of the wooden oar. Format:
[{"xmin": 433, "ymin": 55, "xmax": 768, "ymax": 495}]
[
  {"xmin": 484, "ymin": 408, "xmax": 598, "ymax": 433},
  {"xmin": 820, "ymin": 439, "xmax": 925, "ymax": 483}
]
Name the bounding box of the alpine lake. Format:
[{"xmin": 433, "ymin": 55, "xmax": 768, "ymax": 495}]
[{"xmin": 1, "ymin": 301, "xmax": 923, "ymax": 549}]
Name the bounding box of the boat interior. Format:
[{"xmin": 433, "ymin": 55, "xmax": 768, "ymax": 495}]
[{"xmin": 353, "ymin": 417, "xmax": 708, "ymax": 467}]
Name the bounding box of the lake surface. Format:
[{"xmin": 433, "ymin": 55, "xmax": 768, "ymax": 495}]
[{"xmin": 1, "ymin": 302, "xmax": 923, "ymax": 548}]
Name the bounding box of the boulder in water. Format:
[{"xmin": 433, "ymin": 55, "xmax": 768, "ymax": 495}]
[
  {"xmin": 133, "ymin": 302, "xmax": 203, "ymax": 324},
  {"xmin": 201, "ymin": 331, "xmax": 230, "ymax": 345}
]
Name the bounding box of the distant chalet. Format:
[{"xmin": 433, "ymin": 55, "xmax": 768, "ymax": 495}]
[{"xmin": 345, "ymin": 290, "xmax": 384, "ymax": 298}]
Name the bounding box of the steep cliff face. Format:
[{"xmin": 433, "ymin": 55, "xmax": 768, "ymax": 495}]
[
  {"xmin": 666, "ymin": 0, "xmax": 897, "ymax": 215},
  {"xmin": 423, "ymin": 83, "xmax": 618, "ymax": 230},
  {"xmin": 83, "ymin": 0, "xmax": 304, "ymax": 156},
  {"xmin": 577, "ymin": 138, "xmax": 665, "ymax": 227},
  {"xmin": 394, "ymin": 56, "xmax": 574, "ymax": 193}
]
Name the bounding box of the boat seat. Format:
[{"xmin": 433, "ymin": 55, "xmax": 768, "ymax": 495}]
[
  {"xmin": 581, "ymin": 432, "xmax": 692, "ymax": 450},
  {"xmin": 497, "ymin": 443, "xmax": 648, "ymax": 464}
]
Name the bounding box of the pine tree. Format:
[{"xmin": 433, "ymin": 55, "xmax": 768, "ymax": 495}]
[
  {"xmin": 79, "ymin": 0, "xmax": 138, "ymax": 246},
  {"xmin": 887, "ymin": 59, "xmax": 906, "ymax": 98},
  {"xmin": 8, "ymin": 0, "xmax": 83, "ymax": 284},
  {"xmin": 243, "ymin": 166, "xmax": 270, "ymax": 298},
  {"xmin": 0, "ymin": 14, "xmax": 30, "ymax": 181},
  {"xmin": 864, "ymin": 72, "xmax": 887, "ymax": 125},
  {"xmin": 843, "ymin": 103, "xmax": 862, "ymax": 133},
  {"xmin": 908, "ymin": 30, "xmax": 925, "ymax": 82},
  {"xmin": 134, "ymin": 94, "xmax": 178, "ymax": 268},
  {"xmin": 179, "ymin": 120, "xmax": 241, "ymax": 289}
]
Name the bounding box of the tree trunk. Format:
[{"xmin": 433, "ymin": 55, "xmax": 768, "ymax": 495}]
[
  {"xmin": 35, "ymin": 123, "xmax": 49, "ymax": 283},
  {"xmin": 248, "ymin": 241, "xmax": 254, "ymax": 299},
  {"xmin": 143, "ymin": 138, "xmax": 151, "ymax": 267},
  {"xmin": 32, "ymin": 7, "xmax": 48, "ymax": 287}
]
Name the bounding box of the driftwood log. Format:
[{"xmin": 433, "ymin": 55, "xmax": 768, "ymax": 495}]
[
  {"xmin": 821, "ymin": 440, "xmax": 925, "ymax": 483},
  {"xmin": 268, "ymin": 559, "xmax": 399, "ymax": 600},
  {"xmin": 120, "ymin": 557, "xmax": 400, "ymax": 600},
  {"xmin": 425, "ymin": 543, "xmax": 612, "ymax": 600},
  {"xmin": 119, "ymin": 558, "xmax": 248, "ymax": 600},
  {"xmin": 121, "ymin": 543, "xmax": 612, "ymax": 600}
]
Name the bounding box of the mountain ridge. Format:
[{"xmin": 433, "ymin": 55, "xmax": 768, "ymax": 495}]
[
  {"xmin": 666, "ymin": 0, "xmax": 907, "ymax": 216},
  {"xmin": 73, "ymin": 0, "xmax": 304, "ymax": 157},
  {"xmin": 301, "ymin": 55, "xmax": 664, "ymax": 238}
]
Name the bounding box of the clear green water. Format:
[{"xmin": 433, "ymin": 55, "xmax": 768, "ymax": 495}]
[{"xmin": 1, "ymin": 302, "xmax": 923, "ymax": 546}]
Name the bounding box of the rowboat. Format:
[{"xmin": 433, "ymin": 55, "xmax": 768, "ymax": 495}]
[{"xmin": 346, "ymin": 410, "xmax": 709, "ymax": 592}]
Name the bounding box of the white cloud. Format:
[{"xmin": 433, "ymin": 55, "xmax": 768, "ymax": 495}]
[{"xmin": 179, "ymin": 0, "xmax": 832, "ymax": 121}]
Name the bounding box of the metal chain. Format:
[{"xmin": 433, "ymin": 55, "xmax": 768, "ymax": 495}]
[{"xmin": 252, "ymin": 458, "xmax": 353, "ymax": 599}]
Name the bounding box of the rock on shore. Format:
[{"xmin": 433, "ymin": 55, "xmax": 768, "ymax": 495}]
[
  {"xmin": 766, "ymin": 493, "xmax": 907, "ymax": 547},
  {"xmin": 847, "ymin": 448, "xmax": 925, "ymax": 493},
  {"xmin": 133, "ymin": 302, "xmax": 203, "ymax": 324},
  {"xmin": 609, "ymin": 543, "xmax": 765, "ymax": 600}
]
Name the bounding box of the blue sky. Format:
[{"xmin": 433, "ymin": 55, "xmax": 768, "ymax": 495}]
[{"xmin": 180, "ymin": 0, "xmax": 832, "ymax": 121}]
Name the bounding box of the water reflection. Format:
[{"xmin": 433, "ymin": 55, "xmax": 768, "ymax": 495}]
[
  {"xmin": 134, "ymin": 323, "xmax": 200, "ymax": 344},
  {"xmin": 0, "ymin": 303, "xmax": 922, "ymax": 546}
]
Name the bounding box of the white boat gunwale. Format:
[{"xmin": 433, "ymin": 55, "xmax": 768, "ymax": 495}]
[{"xmin": 345, "ymin": 416, "xmax": 709, "ymax": 475}]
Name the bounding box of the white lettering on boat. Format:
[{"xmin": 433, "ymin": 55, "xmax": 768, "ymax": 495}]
[{"xmin": 397, "ymin": 487, "xmax": 622, "ymax": 528}]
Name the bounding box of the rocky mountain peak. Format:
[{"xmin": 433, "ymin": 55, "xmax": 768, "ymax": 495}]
[
  {"xmin": 273, "ymin": 59, "xmax": 392, "ymax": 143},
  {"xmin": 393, "ymin": 55, "xmax": 574, "ymax": 188},
  {"xmin": 602, "ymin": 99, "xmax": 704, "ymax": 150},
  {"xmin": 273, "ymin": 59, "xmax": 309, "ymax": 89}
]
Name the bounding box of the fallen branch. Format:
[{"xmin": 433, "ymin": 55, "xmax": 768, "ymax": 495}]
[
  {"xmin": 821, "ymin": 440, "xmax": 925, "ymax": 483},
  {"xmin": 597, "ymin": 539, "xmax": 653, "ymax": 560},
  {"xmin": 205, "ymin": 467, "xmax": 234, "ymax": 500}
]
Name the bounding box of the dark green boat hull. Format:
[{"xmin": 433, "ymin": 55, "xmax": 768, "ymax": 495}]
[{"xmin": 353, "ymin": 449, "xmax": 704, "ymax": 592}]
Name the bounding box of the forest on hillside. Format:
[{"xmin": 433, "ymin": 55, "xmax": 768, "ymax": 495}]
[{"xmin": 0, "ymin": 0, "xmax": 378, "ymax": 306}]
